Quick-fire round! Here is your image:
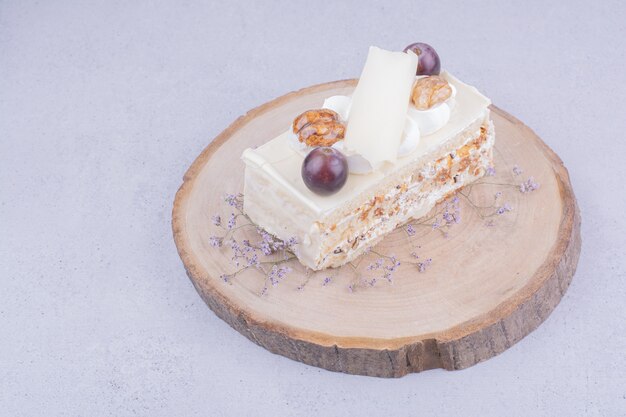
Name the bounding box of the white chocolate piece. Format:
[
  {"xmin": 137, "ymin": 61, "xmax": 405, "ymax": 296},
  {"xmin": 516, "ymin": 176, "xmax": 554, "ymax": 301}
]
[{"xmin": 343, "ymin": 47, "xmax": 418, "ymax": 168}]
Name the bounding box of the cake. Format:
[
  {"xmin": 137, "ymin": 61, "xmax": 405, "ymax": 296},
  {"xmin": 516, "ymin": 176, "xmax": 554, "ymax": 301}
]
[{"xmin": 241, "ymin": 44, "xmax": 494, "ymax": 270}]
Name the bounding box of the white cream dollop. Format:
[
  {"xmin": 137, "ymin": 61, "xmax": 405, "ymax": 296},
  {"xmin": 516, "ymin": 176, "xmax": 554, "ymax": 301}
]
[
  {"xmin": 408, "ymin": 78, "xmax": 457, "ymax": 136},
  {"xmin": 322, "ymin": 95, "xmax": 351, "ymax": 120}
]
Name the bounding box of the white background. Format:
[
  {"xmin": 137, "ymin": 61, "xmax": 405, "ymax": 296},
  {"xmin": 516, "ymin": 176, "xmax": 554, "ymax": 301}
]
[{"xmin": 1, "ymin": 1, "xmax": 625, "ymax": 416}]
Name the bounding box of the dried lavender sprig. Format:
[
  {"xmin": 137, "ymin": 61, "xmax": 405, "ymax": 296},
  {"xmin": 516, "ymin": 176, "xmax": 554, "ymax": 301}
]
[{"xmin": 519, "ymin": 177, "xmax": 540, "ymax": 193}]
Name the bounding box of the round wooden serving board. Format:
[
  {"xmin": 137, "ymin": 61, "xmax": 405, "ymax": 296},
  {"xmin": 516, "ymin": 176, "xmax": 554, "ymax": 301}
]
[{"xmin": 172, "ymin": 80, "xmax": 581, "ymax": 378}]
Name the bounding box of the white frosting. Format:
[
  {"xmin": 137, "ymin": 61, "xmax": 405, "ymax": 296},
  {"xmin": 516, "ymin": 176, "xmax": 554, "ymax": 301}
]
[
  {"xmin": 322, "ymin": 95, "xmax": 351, "ymax": 120},
  {"xmin": 398, "ymin": 116, "xmax": 421, "ymax": 156},
  {"xmin": 242, "ymin": 71, "xmax": 491, "ymax": 217}
]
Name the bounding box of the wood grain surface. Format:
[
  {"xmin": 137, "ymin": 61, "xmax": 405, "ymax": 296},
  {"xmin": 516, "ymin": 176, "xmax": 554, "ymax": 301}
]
[{"xmin": 172, "ymin": 80, "xmax": 581, "ymax": 378}]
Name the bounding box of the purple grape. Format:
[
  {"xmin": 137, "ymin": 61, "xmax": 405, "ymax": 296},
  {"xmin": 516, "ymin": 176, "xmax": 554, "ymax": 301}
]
[
  {"xmin": 301, "ymin": 147, "xmax": 348, "ymax": 195},
  {"xmin": 403, "ymin": 42, "xmax": 441, "ymax": 76}
]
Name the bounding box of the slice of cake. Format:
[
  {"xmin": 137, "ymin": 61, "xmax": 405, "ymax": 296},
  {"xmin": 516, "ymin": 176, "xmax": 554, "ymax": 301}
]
[{"xmin": 241, "ymin": 45, "xmax": 494, "ymax": 270}]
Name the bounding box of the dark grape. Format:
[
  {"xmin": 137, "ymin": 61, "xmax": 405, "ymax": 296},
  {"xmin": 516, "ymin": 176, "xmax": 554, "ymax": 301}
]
[
  {"xmin": 403, "ymin": 42, "xmax": 441, "ymax": 76},
  {"xmin": 301, "ymin": 147, "xmax": 348, "ymax": 196}
]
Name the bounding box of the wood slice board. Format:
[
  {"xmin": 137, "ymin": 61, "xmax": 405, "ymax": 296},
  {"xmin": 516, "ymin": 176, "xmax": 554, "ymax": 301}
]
[{"xmin": 172, "ymin": 80, "xmax": 581, "ymax": 378}]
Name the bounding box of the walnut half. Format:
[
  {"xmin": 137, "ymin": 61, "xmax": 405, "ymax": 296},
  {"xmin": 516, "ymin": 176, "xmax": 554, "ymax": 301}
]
[
  {"xmin": 292, "ymin": 109, "xmax": 346, "ymax": 147},
  {"xmin": 411, "ymin": 76, "xmax": 452, "ymax": 110}
]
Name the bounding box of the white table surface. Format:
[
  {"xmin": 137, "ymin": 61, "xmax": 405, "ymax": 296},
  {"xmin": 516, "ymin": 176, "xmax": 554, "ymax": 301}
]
[{"xmin": 1, "ymin": 1, "xmax": 625, "ymax": 416}]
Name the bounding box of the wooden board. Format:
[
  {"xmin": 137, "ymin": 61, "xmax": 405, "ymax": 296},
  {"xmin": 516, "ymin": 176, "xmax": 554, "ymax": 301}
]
[{"xmin": 172, "ymin": 80, "xmax": 581, "ymax": 378}]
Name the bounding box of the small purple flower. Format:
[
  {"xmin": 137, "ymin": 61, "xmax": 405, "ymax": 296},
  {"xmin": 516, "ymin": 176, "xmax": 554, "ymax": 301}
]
[
  {"xmin": 417, "ymin": 258, "xmax": 432, "ymax": 273},
  {"xmin": 496, "ymin": 202, "xmax": 513, "ymax": 215},
  {"xmin": 225, "ymin": 193, "xmax": 243, "ymax": 209},
  {"xmin": 486, "ymin": 166, "xmax": 496, "ymax": 177},
  {"xmin": 209, "ymin": 236, "xmax": 223, "ymax": 248},
  {"xmin": 519, "ymin": 177, "xmax": 540, "ymax": 193},
  {"xmin": 227, "ymin": 212, "xmax": 236, "ymax": 229},
  {"xmin": 211, "ymin": 214, "xmax": 221, "ymax": 226},
  {"xmin": 244, "ymin": 240, "xmax": 253, "ymax": 250},
  {"xmin": 367, "ymin": 258, "xmax": 384, "ymax": 271},
  {"xmin": 406, "ymin": 224, "xmax": 416, "ymax": 237},
  {"xmin": 260, "ymin": 241, "xmax": 272, "ymax": 256},
  {"xmin": 322, "ymin": 276, "xmax": 332, "ymax": 286},
  {"xmin": 386, "ymin": 256, "xmax": 401, "ymax": 272},
  {"xmin": 268, "ymin": 264, "xmax": 292, "ymax": 287},
  {"xmin": 268, "ymin": 267, "xmax": 279, "ymax": 287},
  {"xmin": 247, "ymin": 253, "xmax": 259, "ymax": 267},
  {"xmin": 432, "ymin": 220, "xmax": 440, "ymax": 230},
  {"xmin": 278, "ymin": 266, "xmax": 292, "ymax": 278},
  {"xmin": 494, "ymin": 191, "xmax": 502, "ymax": 199},
  {"xmin": 220, "ymin": 274, "xmax": 232, "ymax": 283},
  {"xmin": 512, "ymin": 165, "xmax": 523, "ymax": 176}
]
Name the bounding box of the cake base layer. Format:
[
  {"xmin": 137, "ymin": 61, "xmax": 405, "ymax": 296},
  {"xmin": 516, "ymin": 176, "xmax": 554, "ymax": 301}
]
[
  {"xmin": 316, "ymin": 119, "xmax": 494, "ymax": 269},
  {"xmin": 244, "ymin": 114, "xmax": 494, "ymax": 270}
]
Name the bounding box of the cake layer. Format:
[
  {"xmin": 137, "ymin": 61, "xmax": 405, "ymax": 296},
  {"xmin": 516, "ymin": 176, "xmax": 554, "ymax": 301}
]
[
  {"xmin": 312, "ymin": 118, "xmax": 494, "ymax": 269},
  {"xmin": 244, "ymin": 114, "xmax": 494, "ymax": 270},
  {"xmin": 242, "ymin": 72, "xmax": 494, "ymax": 270}
]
